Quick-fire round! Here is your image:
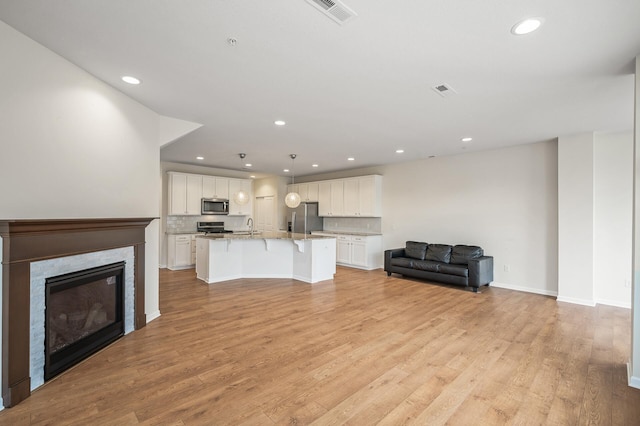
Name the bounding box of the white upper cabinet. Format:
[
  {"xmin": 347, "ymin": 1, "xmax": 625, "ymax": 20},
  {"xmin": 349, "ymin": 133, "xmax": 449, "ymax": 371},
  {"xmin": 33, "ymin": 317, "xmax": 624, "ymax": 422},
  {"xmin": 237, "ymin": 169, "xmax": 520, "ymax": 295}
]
[
  {"xmin": 305, "ymin": 182, "xmax": 319, "ymax": 202},
  {"xmin": 168, "ymin": 172, "xmax": 202, "ymax": 215},
  {"xmin": 313, "ymin": 175, "xmax": 382, "ymax": 217},
  {"xmin": 202, "ymin": 176, "xmax": 229, "ymax": 199},
  {"xmin": 329, "ymin": 180, "xmax": 344, "ymax": 216},
  {"xmin": 168, "ymin": 172, "xmax": 252, "ymax": 216},
  {"xmin": 318, "ymin": 182, "xmax": 331, "ymax": 216},
  {"xmin": 355, "ymin": 175, "xmax": 382, "ymax": 217},
  {"xmin": 287, "ymin": 183, "xmax": 319, "ymax": 202},
  {"xmin": 318, "ymin": 180, "xmax": 344, "ymax": 216},
  {"xmin": 343, "ymin": 178, "xmax": 359, "ymax": 216},
  {"xmin": 168, "ymin": 172, "xmax": 188, "ymax": 215},
  {"xmin": 186, "ymin": 174, "xmax": 203, "ymax": 215}
]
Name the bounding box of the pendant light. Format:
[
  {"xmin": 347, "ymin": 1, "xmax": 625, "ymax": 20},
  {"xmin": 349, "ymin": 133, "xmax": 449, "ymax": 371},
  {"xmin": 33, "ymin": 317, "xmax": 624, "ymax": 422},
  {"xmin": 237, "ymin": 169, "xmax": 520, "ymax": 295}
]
[
  {"xmin": 285, "ymin": 154, "xmax": 301, "ymax": 208},
  {"xmin": 234, "ymin": 153, "xmax": 249, "ymax": 205}
]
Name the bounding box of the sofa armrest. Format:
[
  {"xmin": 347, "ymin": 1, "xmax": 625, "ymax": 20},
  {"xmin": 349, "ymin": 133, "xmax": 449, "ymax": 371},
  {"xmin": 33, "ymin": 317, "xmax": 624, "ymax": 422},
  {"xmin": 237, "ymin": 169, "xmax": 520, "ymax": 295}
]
[
  {"xmin": 468, "ymin": 256, "xmax": 494, "ymax": 287},
  {"xmin": 384, "ymin": 248, "xmax": 406, "ymax": 271}
]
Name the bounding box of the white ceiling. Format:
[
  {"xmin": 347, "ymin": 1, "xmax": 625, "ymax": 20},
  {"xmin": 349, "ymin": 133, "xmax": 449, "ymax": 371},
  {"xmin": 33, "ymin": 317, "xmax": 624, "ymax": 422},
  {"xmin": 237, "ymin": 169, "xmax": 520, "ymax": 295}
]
[{"xmin": 1, "ymin": 1, "xmax": 639, "ymax": 178}]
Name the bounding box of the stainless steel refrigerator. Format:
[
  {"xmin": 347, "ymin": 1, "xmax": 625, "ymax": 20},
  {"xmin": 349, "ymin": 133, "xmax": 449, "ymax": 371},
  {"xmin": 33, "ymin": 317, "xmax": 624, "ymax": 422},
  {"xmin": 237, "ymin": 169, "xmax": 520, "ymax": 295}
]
[{"xmin": 288, "ymin": 202, "xmax": 323, "ymax": 234}]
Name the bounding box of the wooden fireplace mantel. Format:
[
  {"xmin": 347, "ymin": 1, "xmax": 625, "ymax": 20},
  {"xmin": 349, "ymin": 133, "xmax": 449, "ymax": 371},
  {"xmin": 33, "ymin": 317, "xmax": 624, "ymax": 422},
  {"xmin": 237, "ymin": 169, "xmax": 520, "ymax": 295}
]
[{"xmin": 0, "ymin": 218, "xmax": 155, "ymax": 408}]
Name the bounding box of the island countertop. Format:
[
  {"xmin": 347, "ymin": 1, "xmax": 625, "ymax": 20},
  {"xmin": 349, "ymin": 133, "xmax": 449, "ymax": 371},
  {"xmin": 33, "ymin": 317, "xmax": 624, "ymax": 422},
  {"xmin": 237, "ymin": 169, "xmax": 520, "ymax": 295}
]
[{"xmin": 196, "ymin": 231, "xmax": 335, "ymax": 241}]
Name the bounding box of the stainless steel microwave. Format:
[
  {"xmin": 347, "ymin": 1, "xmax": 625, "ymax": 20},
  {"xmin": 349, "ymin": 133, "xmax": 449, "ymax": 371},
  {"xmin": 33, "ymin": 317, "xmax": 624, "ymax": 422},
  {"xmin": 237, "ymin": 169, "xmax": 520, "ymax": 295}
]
[{"xmin": 201, "ymin": 198, "xmax": 229, "ymax": 215}]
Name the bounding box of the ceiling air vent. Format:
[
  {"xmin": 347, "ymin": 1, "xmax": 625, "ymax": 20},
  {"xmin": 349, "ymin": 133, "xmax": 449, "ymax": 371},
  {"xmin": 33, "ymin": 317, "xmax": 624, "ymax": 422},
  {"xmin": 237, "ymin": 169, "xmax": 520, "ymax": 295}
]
[
  {"xmin": 305, "ymin": 0, "xmax": 358, "ymax": 25},
  {"xmin": 432, "ymin": 83, "xmax": 457, "ymax": 98}
]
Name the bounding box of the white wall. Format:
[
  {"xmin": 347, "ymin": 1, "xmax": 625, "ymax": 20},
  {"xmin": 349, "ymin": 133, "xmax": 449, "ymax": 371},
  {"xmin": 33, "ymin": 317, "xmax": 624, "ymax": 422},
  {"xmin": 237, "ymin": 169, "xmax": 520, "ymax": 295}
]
[
  {"xmin": 557, "ymin": 133, "xmax": 596, "ymax": 305},
  {"xmin": 300, "ymin": 140, "xmax": 559, "ymax": 295},
  {"xmin": 0, "ymin": 20, "xmax": 164, "ymax": 405},
  {"xmin": 594, "ymin": 132, "xmax": 633, "ymax": 308}
]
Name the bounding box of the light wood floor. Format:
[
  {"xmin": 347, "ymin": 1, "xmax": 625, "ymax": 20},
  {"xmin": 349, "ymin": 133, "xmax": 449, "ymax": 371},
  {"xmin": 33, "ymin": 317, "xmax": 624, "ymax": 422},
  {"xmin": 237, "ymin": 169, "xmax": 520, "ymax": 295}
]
[{"xmin": 2, "ymin": 267, "xmax": 639, "ymax": 425}]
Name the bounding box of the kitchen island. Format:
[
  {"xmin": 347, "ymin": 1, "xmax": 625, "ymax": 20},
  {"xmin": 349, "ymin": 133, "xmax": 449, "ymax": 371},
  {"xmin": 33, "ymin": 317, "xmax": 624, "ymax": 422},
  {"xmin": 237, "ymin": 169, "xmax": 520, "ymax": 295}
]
[{"xmin": 195, "ymin": 232, "xmax": 336, "ymax": 284}]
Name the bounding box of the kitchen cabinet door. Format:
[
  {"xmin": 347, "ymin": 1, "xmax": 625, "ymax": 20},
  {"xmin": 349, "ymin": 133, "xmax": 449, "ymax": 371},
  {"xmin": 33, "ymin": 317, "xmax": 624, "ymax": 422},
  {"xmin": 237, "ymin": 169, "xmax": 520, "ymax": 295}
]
[
  {"xmin": 186, "ymin": 174, "xmax": 203, "ymax": 215},
  {"xmin": 297, "ymin": 184, "xmax": 308, "ymax": 202},
  {"xmin": 306, "ymin": 183, "xmax": 319, "ymax": 202},
  {"xmin": 343, "ymin": 178, "xmax": 359, "ymax": 216},
  {"xmin": 203, "ymin": 177, "xmax": 229, "ymax": 199},
  {"xmin": 168, "ymin": 172, "xmax": 188, "ymax": 215},
  {"xmin": 167, "ymin": 234, "xmax": 195, "ymax": 270},
  {"xmin": 357, "ymin": 175, "xmax": 382, "ymax": 217},
  {"xmin": 318, "ymin": 182, "xmax": 331, "ymax": 216},
  {"xmin": 336, "ymin": 237, "xmax": 351, "ymax": 264},
  {"xmin": 350, "ymin": 237, "xmax": 368, "ymax": 267},
  {"xmin": 330, "ymin": 180, "xmax": 345, "ymax": 216},
  {"xmin": 175, "ymin": 239, "xmax": 191, "ymax": 266}
]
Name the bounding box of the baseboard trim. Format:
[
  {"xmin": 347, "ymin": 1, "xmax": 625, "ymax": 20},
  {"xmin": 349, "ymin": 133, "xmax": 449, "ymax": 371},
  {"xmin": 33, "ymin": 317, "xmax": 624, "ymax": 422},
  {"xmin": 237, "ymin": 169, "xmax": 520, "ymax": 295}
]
[
  {"xmin": 490, "ymin": 282, "xmax": 558, "ymax": 297},
  {"xmin": 146, "ymin": 310, "xmax": 161, "ymax": 323},
  {"xmin": 595, "ymin": 298, "xmax": 631, "ymax": 309},
  {"xmin": 628, "ymin": 363, "xmax": 640, "ymax": 389},
  {"xmin": 556, "ymin": 295, "xmax": 597, "ymax": 307}
]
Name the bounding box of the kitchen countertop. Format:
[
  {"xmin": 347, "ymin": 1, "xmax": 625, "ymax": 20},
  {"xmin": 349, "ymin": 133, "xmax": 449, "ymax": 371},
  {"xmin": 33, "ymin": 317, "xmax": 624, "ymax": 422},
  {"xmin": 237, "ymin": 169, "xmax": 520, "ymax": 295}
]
[
  {"xmin": 166, "ymin": 231, "xmax": 205, "ymax": 235},
  {"xmin": 311, "ymin": 231, "xmax": 383, "ymax": 236},
  {"xmin": 197, "ymin": 231, "xmax": 335, "ymax": 241}
]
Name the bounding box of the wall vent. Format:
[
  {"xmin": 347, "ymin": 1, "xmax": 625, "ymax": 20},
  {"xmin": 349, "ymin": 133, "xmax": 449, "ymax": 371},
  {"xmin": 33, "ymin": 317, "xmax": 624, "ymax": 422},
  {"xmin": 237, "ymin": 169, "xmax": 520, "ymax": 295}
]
[
  {"xmin": 432, "ymin": 83, "xmax": 457, "ymax": 98},
  {"xmin": 305, "ymin": 0, "xmax": 358, "ymax": 25}
]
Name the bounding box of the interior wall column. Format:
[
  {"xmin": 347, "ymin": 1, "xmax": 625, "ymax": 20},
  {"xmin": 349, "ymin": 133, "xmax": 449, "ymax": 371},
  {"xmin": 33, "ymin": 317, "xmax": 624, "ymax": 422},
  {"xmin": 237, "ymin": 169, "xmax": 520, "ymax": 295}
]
[
  {"xmin": 630, "ymin": 55, "xmax": 640, "ymax": 389},
  {"xmin": 557, "ymin": 132, "xmax": 595, "ymax": 306}
]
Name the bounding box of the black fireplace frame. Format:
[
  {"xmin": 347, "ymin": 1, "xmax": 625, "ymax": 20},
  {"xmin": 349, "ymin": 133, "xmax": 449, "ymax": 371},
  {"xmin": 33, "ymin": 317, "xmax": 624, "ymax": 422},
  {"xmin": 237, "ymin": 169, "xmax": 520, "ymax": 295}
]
[{"xmin": 44, "ymin": 261, "xmax": 125, "ymax": 381}]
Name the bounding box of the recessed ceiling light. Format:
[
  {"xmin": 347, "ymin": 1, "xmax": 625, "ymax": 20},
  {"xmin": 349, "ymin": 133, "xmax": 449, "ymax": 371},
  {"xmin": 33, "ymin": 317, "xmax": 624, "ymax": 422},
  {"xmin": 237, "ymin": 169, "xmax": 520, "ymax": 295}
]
[
  {"xmin": 396, "ymin": 149, "xmax": 404, "ymax": 154},
  {"xmin": 284, "ymin": 169, "xmax": 289, "ymax": 173},
  {"xmin": 511, "ymin": 18, "xmax": 543, "ymax": 35},
  {"xmin": 347, "ymin": 157, "xmax": 355, "ymax": 161},
  {"xmin": 121, "ymin": 76, "xmax": 141, "ymax": 85},
  {"xmin": 461, "ymin": 137, "xmax": 473, "ymax": 142},
  {"xmin": 245, "ymin": 163, "xmax": 252, "ymax": 167},
  {"xmin": 196, "ymin": 156, "xmax": 204, "ymax": 160},
  {"xmin": 274, "ymin": 120, "xmax": 286, "ymax": 126},
  {"xmin": 250, "ymin": 175, "xmax": 256, "ymax": 178},
  {"xmin": 312, "ymin": 164, "xmax": 319, "ymax": 168}
]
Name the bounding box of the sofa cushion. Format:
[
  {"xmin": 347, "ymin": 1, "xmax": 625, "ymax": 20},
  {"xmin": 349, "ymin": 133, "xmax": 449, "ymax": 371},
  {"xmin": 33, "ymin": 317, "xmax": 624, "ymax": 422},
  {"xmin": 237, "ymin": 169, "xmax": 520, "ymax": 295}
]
[
  {"xmin": 412, "ymin": 260, "xmax": 440, "ymax": 272},
  {"xmin": 390, "ymin": 257, "xmax": 414, "ymax": 268},
  {"xmin": 425, "ymin": 244, "xmax": 452, "ymax": 263},
  {"xmin": 405, "ymin": 241, "xmax": 428, "ymax": 260},
  {"xmin": 450, "ymin": 245, "xmax": 484, "ymax": 265},
  {"xmin": 439, "ymin": 263, "xmax": 469, "ymax": 277}
]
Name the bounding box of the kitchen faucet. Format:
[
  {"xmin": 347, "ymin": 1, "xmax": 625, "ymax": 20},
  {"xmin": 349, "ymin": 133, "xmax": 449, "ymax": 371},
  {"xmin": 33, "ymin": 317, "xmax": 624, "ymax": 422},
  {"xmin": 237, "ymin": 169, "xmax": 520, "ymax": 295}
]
[{"xmin": 247, "ymin": 217, "xmax": 254, "ymax": 236}]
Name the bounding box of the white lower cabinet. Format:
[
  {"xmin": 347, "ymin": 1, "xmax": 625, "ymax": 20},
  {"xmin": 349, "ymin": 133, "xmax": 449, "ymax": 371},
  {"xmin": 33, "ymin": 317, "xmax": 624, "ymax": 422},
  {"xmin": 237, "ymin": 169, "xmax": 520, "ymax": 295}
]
[
  {"xmin": 168, "ymin": 234, "xmax": 198, "ymax": 270},
  {"xmin": 314, "ymin": 233, "xmax": 382, "ymax": 270}
]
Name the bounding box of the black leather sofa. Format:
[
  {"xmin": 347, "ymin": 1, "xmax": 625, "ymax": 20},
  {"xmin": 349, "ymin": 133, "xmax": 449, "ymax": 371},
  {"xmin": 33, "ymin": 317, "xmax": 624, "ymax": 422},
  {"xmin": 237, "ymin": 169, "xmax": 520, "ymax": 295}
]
[{"xmin": 384, "ymin": 241, "xmax": 493, "ymax": 292}]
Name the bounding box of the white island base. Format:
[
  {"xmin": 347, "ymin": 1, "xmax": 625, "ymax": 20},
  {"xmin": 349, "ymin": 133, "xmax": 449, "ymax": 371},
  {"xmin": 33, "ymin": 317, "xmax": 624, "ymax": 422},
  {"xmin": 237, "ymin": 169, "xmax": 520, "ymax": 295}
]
[{"xmin": 196, "ymin": 233, "xmax": 336, "ymax": 284}]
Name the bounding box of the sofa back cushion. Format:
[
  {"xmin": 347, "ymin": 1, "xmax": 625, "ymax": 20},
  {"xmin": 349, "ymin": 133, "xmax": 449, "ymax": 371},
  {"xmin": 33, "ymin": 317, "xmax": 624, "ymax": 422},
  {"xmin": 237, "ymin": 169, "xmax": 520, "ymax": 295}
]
[
  {"xmin": 425, "ymin": 244, "xmax": 452, "ymax": 263},
  {"xmin": 405, "ymin": 241, "xmax": 428, "ymax": 260},
  {"xmin": 450, "ymin": 245, "xmax": 484, "ymax": 265}
]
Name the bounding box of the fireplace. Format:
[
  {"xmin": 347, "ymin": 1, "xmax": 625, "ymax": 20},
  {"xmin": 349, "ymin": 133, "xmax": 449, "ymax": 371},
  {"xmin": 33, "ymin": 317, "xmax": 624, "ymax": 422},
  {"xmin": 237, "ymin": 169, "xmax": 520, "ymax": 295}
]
[
  {"xmin": 45, "ymin": 262, "xmax": 125, "ymax": 381},
  {"xmin": 0, "ymin": 218, "xmax": 154, "ymax": 407}
]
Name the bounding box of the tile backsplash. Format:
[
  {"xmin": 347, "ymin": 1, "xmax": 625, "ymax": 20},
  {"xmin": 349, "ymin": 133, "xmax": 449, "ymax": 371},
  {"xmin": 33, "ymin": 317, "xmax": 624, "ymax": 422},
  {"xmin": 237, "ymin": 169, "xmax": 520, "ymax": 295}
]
[
  {"xmin": 166, "ymin": 215, "xmax": 250, "ymax": 233},
  {"xmin": 167, "ymin": 215, "xmax": 382, "ymax": 234},
  {"xmin": 322, "ymin": 217, "xmax": 381, "ymax": 234}
]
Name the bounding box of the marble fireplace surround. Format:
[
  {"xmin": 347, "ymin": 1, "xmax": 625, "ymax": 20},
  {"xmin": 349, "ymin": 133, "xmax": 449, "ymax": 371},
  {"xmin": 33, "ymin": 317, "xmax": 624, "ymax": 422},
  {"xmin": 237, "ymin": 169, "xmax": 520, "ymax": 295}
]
[{"xmin": 0, "ymin": 218, "xmax": 154, "ymax": 408}]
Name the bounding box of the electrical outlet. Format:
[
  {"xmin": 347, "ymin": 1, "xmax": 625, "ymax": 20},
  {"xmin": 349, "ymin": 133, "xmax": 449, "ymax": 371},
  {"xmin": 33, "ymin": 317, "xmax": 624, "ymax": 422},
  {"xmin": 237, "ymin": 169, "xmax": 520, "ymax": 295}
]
[
  {"xmin": 503, "ymin": 264, "xmax": 510, "ymax": 272},
  {"xmin": 625, "ymin": 279, "xmax": 631, "ymax": 288}
]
